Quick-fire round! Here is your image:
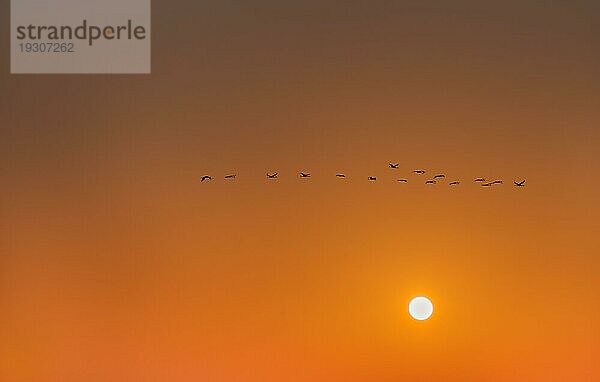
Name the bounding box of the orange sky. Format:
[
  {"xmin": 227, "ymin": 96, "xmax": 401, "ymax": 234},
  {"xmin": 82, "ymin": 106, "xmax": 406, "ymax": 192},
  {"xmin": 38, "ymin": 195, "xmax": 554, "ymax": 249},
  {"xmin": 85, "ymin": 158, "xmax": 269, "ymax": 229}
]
[{"xmin": 1, "ymin": 1, "xmax": 599, "ymax": 381}]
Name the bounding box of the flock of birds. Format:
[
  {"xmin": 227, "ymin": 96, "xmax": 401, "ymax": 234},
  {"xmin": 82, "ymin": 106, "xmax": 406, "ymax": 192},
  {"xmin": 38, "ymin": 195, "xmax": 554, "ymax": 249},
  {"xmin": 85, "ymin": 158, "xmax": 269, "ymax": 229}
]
[{"xmin": 200, "ymin": 163, "xmax": 527, "ymax": 187}]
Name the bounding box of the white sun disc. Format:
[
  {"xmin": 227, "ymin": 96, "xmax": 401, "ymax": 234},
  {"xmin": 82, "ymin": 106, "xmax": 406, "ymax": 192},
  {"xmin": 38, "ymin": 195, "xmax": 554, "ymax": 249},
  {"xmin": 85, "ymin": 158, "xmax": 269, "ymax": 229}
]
[{"xmin": 408, "ymin": 296, "xmax": 434, "ymax": 321}]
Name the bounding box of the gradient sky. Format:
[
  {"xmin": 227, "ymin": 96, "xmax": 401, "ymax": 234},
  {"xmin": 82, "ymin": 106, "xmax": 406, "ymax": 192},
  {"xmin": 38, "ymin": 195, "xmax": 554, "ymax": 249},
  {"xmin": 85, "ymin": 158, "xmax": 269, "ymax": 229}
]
[{"xmin": 1, "ymin": 1, "xmax": 599, "ymax": 381}]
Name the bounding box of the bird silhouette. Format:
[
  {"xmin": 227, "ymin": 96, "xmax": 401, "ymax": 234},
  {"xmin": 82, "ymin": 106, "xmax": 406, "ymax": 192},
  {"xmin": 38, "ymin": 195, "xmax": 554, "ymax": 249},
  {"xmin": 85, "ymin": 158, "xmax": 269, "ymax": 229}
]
[
  {"xmin": 224, "ymin": 174, "xmax": 236, "ymax": 179},
  {"xmin": 449, "ymin": 181, "xmax": 460, "ymax": 186},
  {"xmin": 389, "ymin": 163, "xmax": 399, "ymax": 169},
  {"xmin": 474, "ymin": 178, "xmax": 486, "ymax": 182},
  {"xmin": 425, "ymin": 180, "xmax": 437, "ymax": 184},
  {"xmin": 267, "ymin": 173, "xmax": 278, "ymax": 179},
  {"xmin": 414, "ymin": 169, "xmax": 426, "ymax": 174},
  {"xmin": 397, "ymin": 179, "xmax": 408, "ymax": 182},
  {"xmin": 482, "ymin": 180, "xmax": 502, "ymax": 187},
  {"xmin": 368, "ymin": 176, "xmax": 377, "ymax": 181},
  {"xmin": 514, "ymin": 180, "xmax": 526, "ymax": 187},
  {"xmin": 299, "ymin": 172, "xmax": 311, "ymax": 178},
  {"xmin": 336, "ymin": 173, "xmax": 346, "ymax": 178},
  {"xmin": 433, "ymin": 174, "xmax": 446, "ymax": 179},
  {"xmin": 200, "ymin": 175, "xmax": 212, "ymax": 182}
]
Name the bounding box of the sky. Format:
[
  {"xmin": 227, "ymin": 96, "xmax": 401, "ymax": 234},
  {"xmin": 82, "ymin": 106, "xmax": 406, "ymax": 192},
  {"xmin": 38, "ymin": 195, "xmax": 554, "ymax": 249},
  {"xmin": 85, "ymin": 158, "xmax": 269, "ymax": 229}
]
[{"xmin": 1, "ymin": 0, "xmax": 599, "ymax": 381}]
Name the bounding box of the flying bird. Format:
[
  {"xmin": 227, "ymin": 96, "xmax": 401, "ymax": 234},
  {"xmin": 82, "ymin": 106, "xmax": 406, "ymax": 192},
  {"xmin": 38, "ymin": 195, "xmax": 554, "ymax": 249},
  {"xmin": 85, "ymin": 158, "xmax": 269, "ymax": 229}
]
[
  {"xmin": 368, "ymin": 176, "xmax": 377, "ymax": 181},
  {"xmin": 397, "ymin": 179, "xmax": 408, "ymax": 182},
  {"xmin": 482, "ymin": 180, "xmax": 503, "ymax": 187},
  {"xmin": 224, "ymin": 174, "xmax": 236, "ymax": 179},
  {"xmin": 414, "ymin": 169, "xmax": 426, "ymax": 174},
  {"xmin": 514, "ymin": 180, "xmax": 526, "ymax": 187},
  {"xmin": 449, "ymin": 181, "xmax": 460, "ymax": 186},
  {"xmin": 336, "ymin": 173, "xmax": 346, "ymax": 178},
  {"xmin": 389, "ymin": 163, "xmax": 399, "ymax": 169},
  {"xmin": 425, "ymin": 180, "xmax": 437, "ymax": 184},
  {"xmin": 299, "ymin": 172, "xmax": 311, "ymax": 178},
  {"xmin": 200, "ymin": 175, "xmax": 212, "ymax": 182},
  {"xmin": 433, "ymin": 174, "xmax": 446, "ymax": 179},
  {"xmin": 474, "ymin": 178, "xmax": 486, "ymax": 182},
  {"xmin": 267, "ymin": 173, "xmax": 278, "ymax": 179}
]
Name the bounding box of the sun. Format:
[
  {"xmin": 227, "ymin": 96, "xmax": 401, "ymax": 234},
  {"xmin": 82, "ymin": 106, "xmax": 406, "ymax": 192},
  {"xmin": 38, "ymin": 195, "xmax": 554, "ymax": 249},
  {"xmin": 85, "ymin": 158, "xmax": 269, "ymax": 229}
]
[{"xmin": 408, "ymin": 296, "xmax": 434, "ymax": 321}]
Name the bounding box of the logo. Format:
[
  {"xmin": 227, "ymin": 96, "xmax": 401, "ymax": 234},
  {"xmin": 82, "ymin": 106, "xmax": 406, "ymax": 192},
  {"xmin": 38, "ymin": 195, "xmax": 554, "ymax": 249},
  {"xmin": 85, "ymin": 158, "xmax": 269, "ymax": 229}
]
[{"xmin": 11, "ymin": 0, "xmax": 151, "ymax": 74}]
